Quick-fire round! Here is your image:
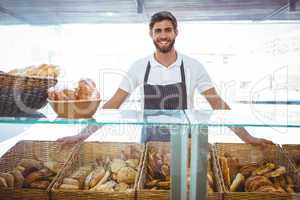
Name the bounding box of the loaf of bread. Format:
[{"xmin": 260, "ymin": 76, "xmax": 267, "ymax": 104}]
[
  {"xmin": 219, "ymin": 152, "xmax": 296, "ymax": 193},
  {"xmin": 0, "ymin": 173, "xmax": 14, "ymax": 188},
  {"xmin": 8, "ymin": 64, "xmax": 59, "ymax": 78},
  {"xmin": 48, "ymin": 78, "xmax": 100, "ymax": 101}
]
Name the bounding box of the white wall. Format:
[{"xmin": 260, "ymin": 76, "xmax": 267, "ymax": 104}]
[{"xmin": 0, "ymin": 22, "xmax": 300, "ymax": 107}]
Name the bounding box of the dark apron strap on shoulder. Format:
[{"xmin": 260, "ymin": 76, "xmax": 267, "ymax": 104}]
[{"xmin": 144, "ymin": 61, "xmax": 151, "ymax": 83}]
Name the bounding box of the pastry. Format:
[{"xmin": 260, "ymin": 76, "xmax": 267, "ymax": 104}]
[
  {"xmin": 252, "ymin": 163, "xmax": 276, "ymax": 176},
  {"xmin": 18, "ymin": 159, "xmax": 43, "ymax": 171},
  {"xmin": 110, "ymin": 159, "xmax": 127, "ymax": 174},
  {"xmin": 84, "ymin": 166, "xmax": 106, "ymax": 189},
  {"xmin": 230, "ymin": 173, "xmax": 245, "ymax": 192},
  {"xmin": 245, "ymin": 176, "xmax": 273, "ymax": 192},
  {"xmin": 59, "ymin": 183, "xmax": 80, "ymax": 190},
  {"xmin": 255, "ymin": 185, "xmax": 278, "ymax": 192},
  {"xmin": 11, "ymin": 169, "xmax": 24, "ymax": 188},
  {"xmin": 30, "ymin": 180, "xmax": 50, "ymax": 189},
  {"xmin": 63, "ymin": 178, "xmax": 80, "ymax": 186},
  {"xmin": 220, "ymin": 157, "xmax": 231, "ymax": 188},
  {"xmin": 77, "ymin": 79, "xmax": 100, "ymax": 100},
  {"xmin": 240, "ymin": 163, "xmax": 258, "ymax": 177},
  {"xmin": 0, "ymin": 173, "xmax": 14, "ymax": 188},
  {"xmin": 264, "ymin": 166, "xmax": 286, "ymax": 178},
  {"xmin": 114, "ymin": 182, "xmax": 129, "ymax": 192},
  {"xmin": 70, "ymin": 166, "xmax": 93, "ymax": 187},
  {"xmin": 24, "ymin": 171, "xmax": 43, "ymax": 185},
  {"xmin": 0, "ymin": 177, "xmax": 8, "ymax": 188},
  {"xmin": 117, "ymin": 167, "xmax": 137, "ymax": 185}
]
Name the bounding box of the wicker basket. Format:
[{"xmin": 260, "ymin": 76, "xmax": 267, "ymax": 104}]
[
  {"xmin": 0, "ymin": 73, "xmax": 57, "ymax": 116},
  {"xmin": 51, "ymin": 142, "xmax": 145, "ymax": 200},
  {"xmin": 281, "ymin": 144, "xmax": 300, "ymax": 193},
  {"xmin": 281, "ymin": 145, "xmax": 300, "ymax": 170},
  {"xmin": 214, "ymin": 143, "xmax": 299, "ymax": 200},
  {"xmin": 136, "ymin": 142, "xmax": 223, "ymax": 200},
  {"xmin": 0, "ymin": 140, "xmax": 74, "ymax": 200}
]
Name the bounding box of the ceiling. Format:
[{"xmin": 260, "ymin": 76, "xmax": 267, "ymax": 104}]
[{"xmin": 0, "ymin": 0, "xmax": 300, "ymax": 25}]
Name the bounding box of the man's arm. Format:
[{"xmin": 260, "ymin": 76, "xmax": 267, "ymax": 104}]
[
  {"xmin": 57, "ymin": 89, "xmax": 129, "ymax": 145},
  {"xmin": 202, "ymin": 87, "xmax": 273, "ymax": 145}
]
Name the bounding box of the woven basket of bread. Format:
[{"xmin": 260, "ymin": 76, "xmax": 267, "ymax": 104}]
[
  {"xmin": 214, "ymin": 143, "xmax": 300, "ymax": 200},
  {"xmin": 281, "ymin": 144, "xmax": 300, "ymax": 192},
  {"xmin": 51, "ymin": 142, "xmax": 145, "ymax": 200},
  {"xmin": 136, "ymin": 142, "xmax": 223, "ymax": 200},
  {"xmin": 281, "ymin": 145, "xmax": 300, "ymax": 170},
  {"xmin": 0, "ymin": 65, "xmax": 58, "ymax": 116},
  {"xmin": 0, "ymin": 140, "xmax": 75, "ymax": 200}
]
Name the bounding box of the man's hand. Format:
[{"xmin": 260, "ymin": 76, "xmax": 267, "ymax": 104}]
[
  {"xmin": 243, "ymin": 136, "xmax": 274, "ymax": 146},
  {"xmin": 56, "ymin": 135, "xmax": 82, "ymax": 147}
]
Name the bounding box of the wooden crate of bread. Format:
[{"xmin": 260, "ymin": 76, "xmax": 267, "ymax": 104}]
[
  {"xmin": 0, "ymin": 140, "xmax": 74, "ymax": 200},
  {"xmin": 51, "ymin": 142, "xmax": 145, "ymax": 200},
  {"xmin": 214, "ymin": 143, "xmax": 300, "ymax": 200},
  {"xmin": 136, "ymin": 142, "xmax": 223, "ymax": 200}
]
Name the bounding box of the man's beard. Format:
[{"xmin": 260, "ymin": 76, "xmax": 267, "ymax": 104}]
[{"xmin": 153, "ymin": 39, "xmax": 175, "ymax": 53}]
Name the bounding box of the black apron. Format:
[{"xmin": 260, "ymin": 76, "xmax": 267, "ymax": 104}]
[{"xmin": 142, "ymin": 59, "xmax": 187, "ymax": 142}]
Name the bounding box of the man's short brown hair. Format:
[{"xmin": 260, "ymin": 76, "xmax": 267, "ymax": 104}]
[{"xmin": 149, "ymin": 11, "xmax": 177, "ymax": 30}]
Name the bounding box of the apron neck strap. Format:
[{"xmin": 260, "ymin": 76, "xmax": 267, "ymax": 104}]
[{"xmin": 144, "ymin": 61, "xmax": 151, "ymax": 83}]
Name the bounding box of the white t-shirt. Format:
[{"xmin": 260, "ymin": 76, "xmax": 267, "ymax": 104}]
[{"xmin": 119, "ymin": 52, "xmax": 214, "ymax": 109}]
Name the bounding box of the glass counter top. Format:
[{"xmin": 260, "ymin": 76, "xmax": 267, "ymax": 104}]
[
  {"xmin": 0, "ymin": 106, "xmax": 300, "ymax": 127},
  {"xmin": 0, "ymin": 109, "xmax": 189, "ymax": 126}
]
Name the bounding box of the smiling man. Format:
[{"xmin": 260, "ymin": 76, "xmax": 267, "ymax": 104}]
[{"xmin": 58, "ymin": 11, "xmax": 273, "ymax": 145}]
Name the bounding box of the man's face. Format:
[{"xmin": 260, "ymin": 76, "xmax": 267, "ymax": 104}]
[{"xmin": 150, "ymin": 20, "xmax": 177, "ymax": 53}]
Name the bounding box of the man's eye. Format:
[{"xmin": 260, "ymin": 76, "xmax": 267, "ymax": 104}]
[{"xmin": 154, "ymin": 29, "xmax": 161, "ymax": 33}]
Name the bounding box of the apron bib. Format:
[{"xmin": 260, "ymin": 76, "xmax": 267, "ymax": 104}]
[{"xmin": 142, "ymin": 60, "xmax": 187, "ymax": 142}]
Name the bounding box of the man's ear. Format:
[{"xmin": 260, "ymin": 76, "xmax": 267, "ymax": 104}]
[
  {"xmin": 175, "ymin": 28, "xmax": 178, "ymax": 36},
  {"xmin": 149, "ymin": 29, "xmax": 153, "ymax": 38}
]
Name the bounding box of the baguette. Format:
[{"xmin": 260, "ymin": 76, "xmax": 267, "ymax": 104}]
[
  {"xmin": 230, "ymin": 173, "xmax": 245, "ymax": 192},
  {"xmin": 220, "ymin": 157, "xmax": 231, "ymax": 188}
]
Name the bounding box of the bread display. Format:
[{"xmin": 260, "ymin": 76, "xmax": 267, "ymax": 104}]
[
  {"xmin": 57, "ymin": 145, "xmax": 140, "ymax": 193},
  {"xmin": 219, "ymin": 153, "xmax": 296, "ymax": 193},
  {"xmin": 144, "ymin": 145, "xmax": 215, "ymax": 192},
  {"xmin": 8, "ymin": 64, "xmax": 60, "ymax": 78},
  {"xmin": 48, "ymin": 78, "xmax": 100, "ymax": 101},
  {"xmin": 0, "ymin": 158, "xmax": 60, "ymax": 190}
]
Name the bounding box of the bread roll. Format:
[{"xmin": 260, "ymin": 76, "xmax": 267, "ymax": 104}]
[
  {"xmin": 30, "ymin": 180, "xmax": 50, "ymax": 189},
  {"xmin": 0, "ymin": 173, "xmax": 14, "ymax": 188},
  {"xmin": 11, "ymin": 169, "xmax": 24, "ymax": 188},
  {"xmin": 59, "ymin": 183, "xmax": 79, "ymax": 190},
  {"xmin": 0, "ymin": 177, "xmax": 8, "ymax": 188},
  {"xmin": 84, "ymin": 166, "xmax": 106, "ymax": 189},
  {"xmin": 24, "ymin": 171, "xmax": 43, "ymax": 185},
  {"xmin": 252, "ymin": 163, "xmax": 276, "ymax": 176},
  {"xmin": 63, "ymin": 178, "xmax": 80, "ymax": 186},
  {"xmin": 18, "ymin": 159, "xmax": 43, "ymax": 171},
  {"xmin": 240, "ymin": 163, "xmax": 258, "ymax": 177},
  {"xmin": 264, "ymin": 166, "xmax": 286, "ymax": 178},
  {"xmin": 77, "ymin": 79, "xmax": 99, "ymax": 100},
  {"xmin": 70, "ymin": 166, "xmax": 93, "ymax": 187},
  {"xmin": 245, "ymin": 176, "xmax": 273, "ymax": 192},
  {"xmin": 230, "ymin": 173, "xmax": 245, "ymax": 192}
]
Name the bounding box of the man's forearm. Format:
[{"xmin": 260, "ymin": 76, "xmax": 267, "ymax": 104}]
[
  {"xmin": 229, "ymin": 127, "xmax": 253, "ymax": 143},
  {"xmin": 77, "ymin": 124, "xmax": 102, "ymax": 141}
]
